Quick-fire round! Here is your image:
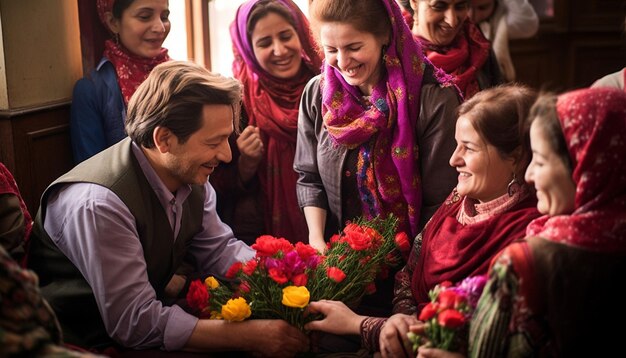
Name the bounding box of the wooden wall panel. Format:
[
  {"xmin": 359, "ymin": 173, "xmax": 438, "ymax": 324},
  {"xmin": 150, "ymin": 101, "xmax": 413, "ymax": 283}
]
[{"xmin": 0, "ymin": 105, "xmax": 73, "ymax": 215}]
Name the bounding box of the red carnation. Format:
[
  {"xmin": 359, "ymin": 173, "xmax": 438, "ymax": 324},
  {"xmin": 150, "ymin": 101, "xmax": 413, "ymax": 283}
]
[
  {"xmin": 252, "ymin": 235, "xmax": 294, "ymax": 257},
  {"xmin": 438, "ymin": 290, "xmax": 459, "ymax": 310},
  {"xmin": 394, "ymin": 232, "xmax": 411, "ymax": 260},
  {"xmin": 295, "ymin": 242, "xmax": 318, "ymax": 259},
  {"xmin": 326, "ymin": 267, "xmax": 346, "ymax": 283},
  {"xmin": 419, "ymin": 302, "xmax": 439, "ymax": 321},
  {"xmin": 226, "ymin": 262, "xmax": 243, "ymax": 279},
  {"xmin": 437, "ymin": 309, "xmax": 466, "ymax": 328},
  {"xmin": 268, "ymin": 267, "xmax": 288, "ymax": 284},
  {"xmin": 186, "ymin": 279, "xmax": 209, "ymax": 312},
  {"xmin": 292, "ymin": 273, "xmax": 308, "ymax": 286},
  {"xmin": 242, "ymin": 259, "xmax": 258, "ymax": 275}
]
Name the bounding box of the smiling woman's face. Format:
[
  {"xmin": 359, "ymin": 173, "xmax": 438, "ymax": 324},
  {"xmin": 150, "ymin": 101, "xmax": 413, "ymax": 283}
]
[
  {"xmin": 251, "ymin": 11, "xmax": 303, "ymax": 79},
  {"xmin": 525, "ymin": 120, "xmax": 576, "ymax": 216},
  {"xmin": 414, "ymin": 0, "xmax": 469, "ymax": 46}
]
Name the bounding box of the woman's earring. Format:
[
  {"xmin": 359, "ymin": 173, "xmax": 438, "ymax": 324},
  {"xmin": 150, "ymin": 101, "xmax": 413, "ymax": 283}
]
[
  {"xmin": 507, "ymin": 173, "xmax": 520, "ymax": 197},
  {"xmin": 114, "ymin": 32, "xmax": 120, "ymax": 45}
]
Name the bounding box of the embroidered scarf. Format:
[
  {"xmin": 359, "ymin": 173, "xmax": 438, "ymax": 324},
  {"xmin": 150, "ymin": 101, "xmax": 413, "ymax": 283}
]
[
  {"xmin": 321, "ymin": 0, "xmax": 438, "ymax": 237},
  {"xmin": 419, "ymin": 20, "xmax": 490, "ymax": 99},
  {"xmin": 0, "ymin": 163, "xmax": 32, "ymax": 259},
  {"xmin": 526, "ymin": 88, "xmax": 626, "ymax": 254},
  {"xmin": 230, "ymin": 0, "xmax": 322, "ymax": 242},
  {"xmin": 411, "ymin": 188, "xmax": 540, "ymax": 312},
  {"xmin": 97, "ymin": 0, "xmax": 170, "ymax": 105}
]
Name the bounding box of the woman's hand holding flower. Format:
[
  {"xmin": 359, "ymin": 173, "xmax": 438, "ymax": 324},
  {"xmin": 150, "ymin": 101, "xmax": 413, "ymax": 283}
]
[{"xmin": 380, "ymin": 313, "xmax": 420, "ymax": 358}]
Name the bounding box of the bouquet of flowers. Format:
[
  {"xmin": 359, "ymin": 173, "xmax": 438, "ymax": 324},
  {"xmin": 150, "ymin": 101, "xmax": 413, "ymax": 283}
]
[
  {"xmin": 186, "ymin": 276, "xmax": 252, "ymax": 321},
  {"xmin": 186, "ymin": 215, "xmax": 411, "ymax": 329},
  {"xmin": 408, "ymin": 275, "xmax": 488, "ymax": 353}
]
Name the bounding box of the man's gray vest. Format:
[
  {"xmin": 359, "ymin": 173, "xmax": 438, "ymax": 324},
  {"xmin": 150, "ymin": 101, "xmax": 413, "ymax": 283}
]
[{"xmin": 28, "ymin": 138, "xmax": 204, "ymax": 349}]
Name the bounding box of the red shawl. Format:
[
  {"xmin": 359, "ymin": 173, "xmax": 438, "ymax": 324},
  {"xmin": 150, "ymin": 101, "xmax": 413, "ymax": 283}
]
[
  {"xmin": 230, "ymin": 0, "xmax": 322, "ymax": 243},
  {"xmin": 419, "ymin": 20, "xmax": 490, "ymax": 99},
  {"xmin": 411, "ymin": 190, "xmax": 540, "ymax": 311},
  {"xmin": 0, "ymin": 163, "xmax": 32, "ymax": 262},
  {"xmin": 526, "ymin": 88, "xmax": 626, "ymax": 254}
]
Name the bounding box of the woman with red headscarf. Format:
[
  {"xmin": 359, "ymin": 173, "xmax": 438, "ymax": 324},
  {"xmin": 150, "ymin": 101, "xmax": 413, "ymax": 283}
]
[
  {"xmin": 211, "ymin": 0, "xmax": 322, "ymax": 244},
  {"xmin": 420, "ymin": 88, "xmax": 626, "ymax": 358},
  {"xmin": 70, "ymin": 0, "xmax": 170, "ymax": 164},
  {"xmin": 398, "ymin": 0, "xmax": 502, "ymax": 100},
  {"xmin": 0, "ymin": 163, "xmax": 32, "ymax": 264}
]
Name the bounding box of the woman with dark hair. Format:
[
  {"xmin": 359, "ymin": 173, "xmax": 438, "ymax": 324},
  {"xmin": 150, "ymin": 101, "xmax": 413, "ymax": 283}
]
[
  {"xmin": 398, "ymin": 0, "xmax": 502, "ymax": 99},
  {"xmin": 211, "ymin": 0, "xmax": 322, "ymax": 244},
  {"xmin": 70, "ymin": 0, "xmax": 171, "ymax": 164}
]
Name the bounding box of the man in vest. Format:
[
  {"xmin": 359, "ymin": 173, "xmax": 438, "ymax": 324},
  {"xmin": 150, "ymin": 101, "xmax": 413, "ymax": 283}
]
[{"xmin": 28, "ymin": 61, "xmax": 308, "ymax": 356}]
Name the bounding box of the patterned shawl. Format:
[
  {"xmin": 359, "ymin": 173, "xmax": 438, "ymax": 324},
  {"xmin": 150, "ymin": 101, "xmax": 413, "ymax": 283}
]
[
  {"xmin": 418, "ymin": 20, "xmax": 490, "ymax": 100},
  {"xmin": 0, "ymin": 163, "xmax": 32, "ymax": 251},
  {"xmin": 321, "ymin": 0, "xmax": 433, "ymax": 237},
  {"xmin": 526, "ymin": 88, "xmax": 626, "ymax": 254},
  {"xmin": 97, "ymin": 0, "xmax": 170, "ymax": 104},
  {"xmin": 230, "ymin": 0, "xmax": 322, "ymax": 242}
]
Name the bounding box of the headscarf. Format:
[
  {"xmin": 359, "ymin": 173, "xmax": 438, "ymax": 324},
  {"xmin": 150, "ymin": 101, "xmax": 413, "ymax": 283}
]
[
  {"xmin": 97, "ymin": 0, "xmax": 170, "ymax": 104},
  {"xmin": 526, "ymin": 88, "xmax": 626, "ymax": 254},
  {"xmin": 320, "ymin": 0, "xmax": 451, "ymax": 237},
  {"xmin": 418, "ymin": 20, "xmax": 490, "ymax": 99},
  {"xmin": 0, "ymin": 163, "xmax": 32, "ymax": 256},
  {"xmin": 230, "ymin": 0, "xmax": 322, "ymax": 243}
]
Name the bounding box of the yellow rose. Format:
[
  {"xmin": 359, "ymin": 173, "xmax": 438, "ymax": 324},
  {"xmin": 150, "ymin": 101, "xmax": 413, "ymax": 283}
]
[
  {"xmin": 282, "ymin": 286, "xmax": 310, "ymax": 308},
  {"xmin": 221, "ymin": 297, "xmax": 251, "ymax": 322},
  {"xmin": 204, "ymin": 276, "xmax": 220, "ymax": 290}
]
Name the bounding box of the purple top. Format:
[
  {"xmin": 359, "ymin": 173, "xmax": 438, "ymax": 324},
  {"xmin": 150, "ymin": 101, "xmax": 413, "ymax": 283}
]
[{"xmin": 43, "ymin": 142, "xmax": 255, "ymax": 350}]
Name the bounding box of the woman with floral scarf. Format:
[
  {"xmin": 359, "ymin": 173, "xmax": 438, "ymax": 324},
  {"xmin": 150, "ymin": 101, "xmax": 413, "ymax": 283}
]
[
  {"xmin": 294, "ymin": 0, "xmax": 460, "ymax": 336},
  {"xmin": 70, "ymin": 0, "xmax": 170, "ymax": 164},
  {"xmin": 211, "ymin": 0, "xmax": 322, "ymax": 245}
]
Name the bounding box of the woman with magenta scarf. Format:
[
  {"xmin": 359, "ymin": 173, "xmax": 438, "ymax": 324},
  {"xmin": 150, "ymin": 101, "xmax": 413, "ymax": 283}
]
[
  {"xmin": 211, "ymin": 0, "xmax": 322, "ymax": 244},
  {"xmin": 294, "ymin": 0, "xmax": 460, "ymax": 327}
]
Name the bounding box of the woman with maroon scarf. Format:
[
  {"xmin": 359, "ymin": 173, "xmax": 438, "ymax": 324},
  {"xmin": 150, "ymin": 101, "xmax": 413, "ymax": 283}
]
[
  {"xmin": 305, "ymin": 85, "xmax": 541, "ymax": 356},
  {"xmin": 211, "ymin": 0, "xmax": 322, "ymax": 245},
  {"xmin": 70, "ymin": 0, "xmax": 170, "ymax": 164},
  {"xmin": 398, "ymin": 0, "xmax": 502, "ymax": 99}
]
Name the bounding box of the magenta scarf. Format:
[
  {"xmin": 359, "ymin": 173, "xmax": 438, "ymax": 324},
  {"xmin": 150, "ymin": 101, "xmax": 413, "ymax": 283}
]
[
  {"xmin": 321, "ymin": 0, "xmax": 430, "ymax": 236},
  {"xmin": 526, "ymin": 88, "xmax": 626, "ymax": 254}
]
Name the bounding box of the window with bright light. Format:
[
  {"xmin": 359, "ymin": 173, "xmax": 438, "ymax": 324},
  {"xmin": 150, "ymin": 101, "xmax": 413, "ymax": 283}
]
[{"xmin": 162, "ymin": 1, "xmax": 189, "ymax": 61}]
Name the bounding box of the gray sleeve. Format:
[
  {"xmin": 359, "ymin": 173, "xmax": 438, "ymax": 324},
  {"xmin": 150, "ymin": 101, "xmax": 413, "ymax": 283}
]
[
  {"xmin": 294, "ymin": 76, "xmax": 330, "ymax": 210},
  {"xmin": 416, "ymin": 84, "xmax": 460, "ymax": 229}
]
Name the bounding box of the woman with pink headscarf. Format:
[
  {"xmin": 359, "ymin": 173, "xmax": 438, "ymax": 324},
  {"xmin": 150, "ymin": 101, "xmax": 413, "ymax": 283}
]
[
  {"xmin": 211, "ymin": 0, "xmax": 322, "ymax": 245},
  {"xmin": 70, "ymin": 0, "xmax": 170, "ymax": 164},
  {"xmin": 415, "ymin": 88, "xmax": 626, "ymax": 358}
]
